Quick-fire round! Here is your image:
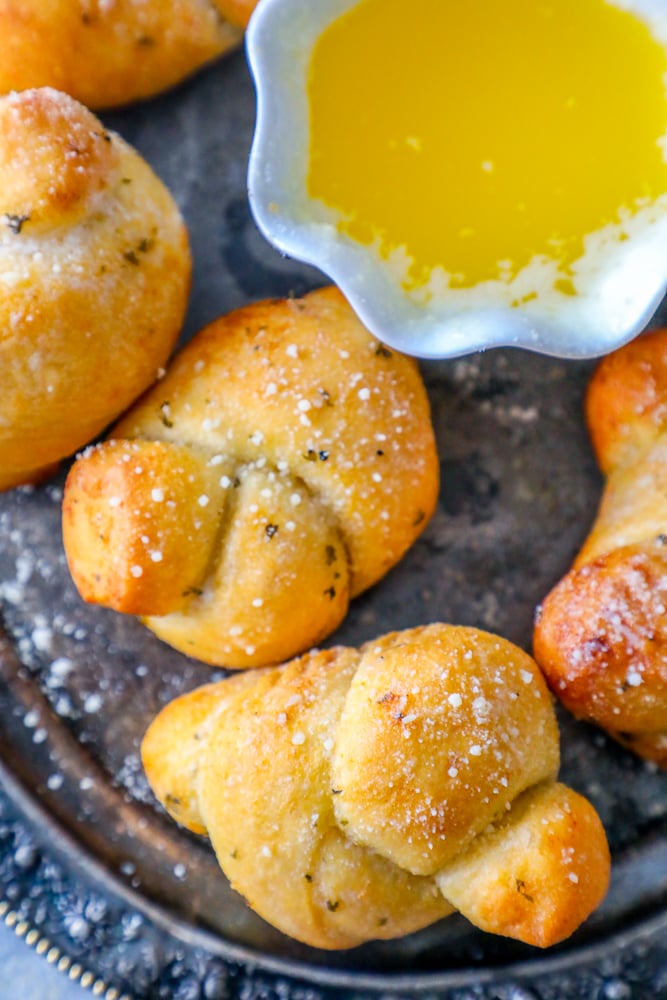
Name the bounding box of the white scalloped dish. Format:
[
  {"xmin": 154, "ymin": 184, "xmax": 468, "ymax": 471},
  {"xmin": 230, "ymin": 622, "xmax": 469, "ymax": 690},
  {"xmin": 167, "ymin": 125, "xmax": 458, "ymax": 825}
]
[{"xmin": 247, "ymin": 0, "xmax": 667, "ymax": 359}]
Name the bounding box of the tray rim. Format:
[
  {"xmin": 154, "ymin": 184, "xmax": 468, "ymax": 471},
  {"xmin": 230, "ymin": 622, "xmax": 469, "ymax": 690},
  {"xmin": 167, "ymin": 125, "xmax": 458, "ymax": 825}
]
[{"xmin": 2, "ymin": 734, "xmax": 667, "ymax": 998}]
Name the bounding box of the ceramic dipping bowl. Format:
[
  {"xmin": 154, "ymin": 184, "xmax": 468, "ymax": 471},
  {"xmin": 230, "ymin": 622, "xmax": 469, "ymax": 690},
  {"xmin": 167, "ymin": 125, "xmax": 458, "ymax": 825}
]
[{"xmin": 247, "ymin": 0, "xmax": 667, "ymax": 359}]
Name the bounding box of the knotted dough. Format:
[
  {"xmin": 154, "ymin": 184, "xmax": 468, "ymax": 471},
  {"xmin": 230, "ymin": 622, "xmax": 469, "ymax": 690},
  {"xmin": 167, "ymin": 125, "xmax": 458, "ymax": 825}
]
[
  {"xmin": 0, "ymin": 87, "xmax": 190, "ymax": 491},
  {"xmin": 534, "ymin": 329, "xmax": 667, "ymax": 765},
  {"xmin": 0, "ymin": 0, "xmax": 255, "ymax": 109},
  {"xmin": 142, "ymin": 623, "xmax": 610, "ymax": 949},
  {"xmin": 63, "ymin": 287, "xmax": 439, "ymax": 668}
]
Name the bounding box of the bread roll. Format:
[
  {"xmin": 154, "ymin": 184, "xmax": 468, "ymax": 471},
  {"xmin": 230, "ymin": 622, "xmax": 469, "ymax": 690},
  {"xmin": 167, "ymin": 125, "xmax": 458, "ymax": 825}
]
[
  {"xmin": 63, "ymin": 287, "xmax": 439, "ymax": 668},
  {"xmin": 0, "ymin": 88, "xmax": 191, "ymax": 491},
  {"xmin": 215, "ymin": 0, "xmax": 256, "ymax": 29},
  {"xmin": 0, "ymin": 1, "xmax": 252, "ymax": 109},
  {"xmin": 142, "ymin": 623, "xmax": 610, "ymax": 950},
  {"xmin": 534, "ymin": 329, "xmax": 667, "ymax": 765}
]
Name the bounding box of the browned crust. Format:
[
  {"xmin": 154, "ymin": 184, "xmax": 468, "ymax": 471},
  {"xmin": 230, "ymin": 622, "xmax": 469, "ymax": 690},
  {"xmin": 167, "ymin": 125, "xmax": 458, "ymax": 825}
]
[
  {"xmin": 0, "ymin": 88, "xmax": 118, "ymax": 225},
  {"xmin": 585, "ymin": 328, "xmax": 667, "ymax": 476},
  {"xmin": 0, "ymin": 1, "xmax": 246, "ymax": 110},
  {"xmin": 63, "ymin": 440, "xmax": 224, "ymax": 615},
  {"xmin": 534, "ymin": 541, "xmax": 667, "ymax": 734},
  {"xmin": 534, "ymin": 329, "xmax": 667, "ymax": 765},
  {"xmin": 437, "ymin": 782, "xmax": 610, "ymax": 949},
  {"xmin": 213, "ymin": 0, "xmax": 257, "ymax": 29},
  {"xmin": 0, "ymin": 88, "xmax": 191, "ymax": 491}
]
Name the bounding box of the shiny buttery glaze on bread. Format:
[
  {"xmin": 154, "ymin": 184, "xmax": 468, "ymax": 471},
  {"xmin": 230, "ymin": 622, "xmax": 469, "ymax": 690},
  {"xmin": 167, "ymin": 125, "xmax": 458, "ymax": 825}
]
[
  {"xmin": 62, "ymin": 287, "xmax": 439, "ymax": 668},
  {"xmin": 0, "ymin": 1, "xmax": 257, "ymax": 109},
  {"xmin": 534, "ymin": 329, "xmax": 667, "ymax": 765},
  {"xmin": 142, "ymin": 623, "xmax": 610, "ymax": 950},
  {"xmin": 0, "ymin": 87, "xmax": 191, "ymax": 491}
]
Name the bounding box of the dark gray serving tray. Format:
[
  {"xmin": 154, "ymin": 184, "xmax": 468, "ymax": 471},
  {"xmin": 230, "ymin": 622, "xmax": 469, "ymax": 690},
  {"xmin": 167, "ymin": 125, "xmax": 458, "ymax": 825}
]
[{"xmin": 1, "ymin": 47, "xmax": 667, "ymax": 1000}]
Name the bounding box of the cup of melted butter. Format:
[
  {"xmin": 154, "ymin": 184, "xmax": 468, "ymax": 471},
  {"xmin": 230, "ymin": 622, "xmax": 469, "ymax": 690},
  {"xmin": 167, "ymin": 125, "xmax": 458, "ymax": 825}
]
[{"xmin": 247, "ymin": 0, "xmax": 667, "ymax": 358}]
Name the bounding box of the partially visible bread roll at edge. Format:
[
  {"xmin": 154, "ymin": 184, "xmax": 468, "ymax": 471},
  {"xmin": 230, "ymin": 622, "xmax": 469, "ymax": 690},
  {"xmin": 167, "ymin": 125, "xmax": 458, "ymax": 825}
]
[
  {"xmin": 0, "ymin": 87, "xmax": 191, "ymax": 491},
  {"xmin": 0, "ymin": 1, "xmax": 253, "ymax": 109},
  {"xmin": 534, "ymin": 329, "xmax": 667, "ymax": 765}
]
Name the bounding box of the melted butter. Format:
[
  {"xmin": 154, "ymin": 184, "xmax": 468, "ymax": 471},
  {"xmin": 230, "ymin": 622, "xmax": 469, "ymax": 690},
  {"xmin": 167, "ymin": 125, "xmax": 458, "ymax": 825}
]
[{"xmin": 307, "ymin": 0, "xmax": 667, "ymax": 296}]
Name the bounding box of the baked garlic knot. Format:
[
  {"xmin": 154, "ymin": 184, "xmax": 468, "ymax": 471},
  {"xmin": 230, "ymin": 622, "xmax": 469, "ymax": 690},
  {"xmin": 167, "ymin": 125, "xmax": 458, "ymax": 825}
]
[
  {"xmin": 534, "ymin": 329, "xmax": 667, "ymax": 766},
  {"xmin": 0, "ymin": 1, "xmax": 256, "ymax": 109},
  {"xmin": 62, "ymin": 287, "xmax": 439, "ymax": 669},
  {"xmin": 142, "ymin": 624, "xmax": 610, "ymax": 950},
  {"xmin": 0, "ymin": 87, "xmax": 190, "ymax": 492}
]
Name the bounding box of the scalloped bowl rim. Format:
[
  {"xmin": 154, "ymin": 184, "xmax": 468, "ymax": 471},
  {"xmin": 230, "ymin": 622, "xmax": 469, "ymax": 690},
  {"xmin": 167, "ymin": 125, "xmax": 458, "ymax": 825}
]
[{"xmin": 246, "ymin": 0, "xmax": 667, "ymax": 360}]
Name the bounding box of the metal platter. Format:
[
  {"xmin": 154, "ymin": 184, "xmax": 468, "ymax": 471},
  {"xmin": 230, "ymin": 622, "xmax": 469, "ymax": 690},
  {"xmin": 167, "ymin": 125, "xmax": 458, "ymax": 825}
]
[{"xmin": 1, "ymin": 47, "xmax": 667, "ymax": 1000}]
